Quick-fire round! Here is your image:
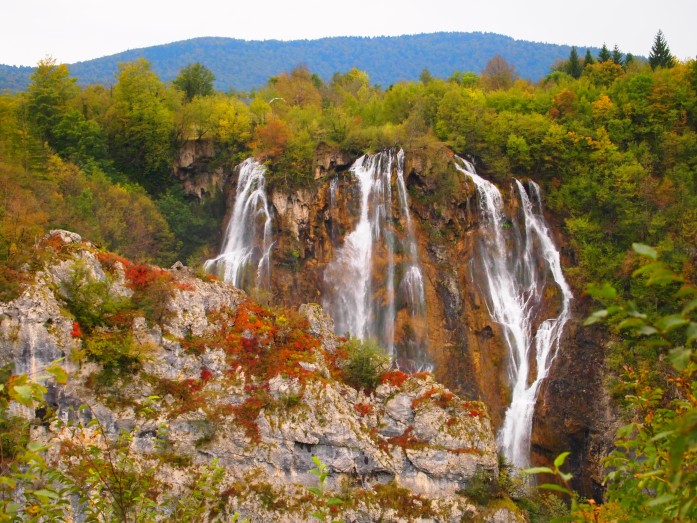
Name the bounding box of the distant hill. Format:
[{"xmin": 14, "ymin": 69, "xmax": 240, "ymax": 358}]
[{"xmin": 1, "ymin": 32, "xmax": 595, "ymax": 92}]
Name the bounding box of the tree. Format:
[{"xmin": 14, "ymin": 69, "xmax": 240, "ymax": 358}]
[
  {"xmin": 611, "ymin": 45, "xmax": 623, "ymax": 66},
  {"xmin": 584, "ymin": 49, "xmax": 595, "ymax": 67},
  {"xmin": 27, "ymin": 57, "xmax": 77, "ymax": 146},
  {"xmin": 105, "ymin": 58, "xmax": 177, "ymax": 194},
  {"xmin": 173, "ymin": 62, "xmax": 216, "ymax": 102},
  {"xmin": 568, "ymin": 47, "xmax": 582, "ymax": 79},
  {"xmin": 649, "ymin": 30, "xmax": 676, "ymax": 70},
  {"xmin": 598, "ymin": 44, "xmax": 611, "ymax": 63},
  {"xmin": 481, "ymin": 55, "xmax": 518, "ymax": 91}
]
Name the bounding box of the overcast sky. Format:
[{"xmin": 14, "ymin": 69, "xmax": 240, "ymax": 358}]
[{"xmin": 3, "ymin": 0, "xmax": 695, "ymax": 67}]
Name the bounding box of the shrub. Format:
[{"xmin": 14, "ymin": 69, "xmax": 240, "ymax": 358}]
[{"xmin": 341, "ymin": 338, "xmax": 391, "ymax": 390}]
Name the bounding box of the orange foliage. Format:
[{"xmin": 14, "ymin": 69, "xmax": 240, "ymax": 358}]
[
  {"xmin": 379, "ymin": 370, "xmax": 409, "ymax": 387},
  {"xmin": 355, "ymin": 403, "xmax": 374, "ymax": 416},
  {"xmin": 125, "ymin": 263, "xmax": 171, "ymax": 290},
  {"xmin": 251, "ymin": 117, "xmax": 289, "ymax": 160}
]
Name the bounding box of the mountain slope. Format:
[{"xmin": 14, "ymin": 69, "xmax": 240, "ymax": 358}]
[{"xmin": 1, "ymin": 32, "xmax": 591, "ymax": 92}]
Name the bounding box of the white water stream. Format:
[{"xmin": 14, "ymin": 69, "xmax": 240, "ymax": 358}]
[
  {"xmin": 455, "ymin": 156, "xmax": 573, "ymax": 468},
  {"xmin": 204, "ymin": 158, "xmax": 273, "ymax": 291},
  {"xmin": 324, "ymin": 149, "xmax": 429, "ymax": 370}
]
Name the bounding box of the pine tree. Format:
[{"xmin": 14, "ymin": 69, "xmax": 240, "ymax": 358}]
[
  {"xmin": 649, "ymin": 30, "xmax": 676, "ymax": 70},
  {"xmin": 611, "ymin": 45, "xmax": 623, "ymax": 66},
  {"xmin": 598, "ymin": 44, "xmax": 611, "ymax": 62},
  {"xmin": 584, "ymin": 50, "xmax": 595, "ymax": 67},
  {"xmin": 568, "ymin": 47, "xmax": 582, "ymax": 79}
]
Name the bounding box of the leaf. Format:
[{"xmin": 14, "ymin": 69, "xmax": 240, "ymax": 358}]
[
  {"xmin": 46, "ymin": 364, "xmax": 68, "ymax": 385},
  {"xmin": 307, "ymin": 487, "xmax": 322, "ymax": 497},
  {"xmin": 587, "ymin": 282, "xmax": 617, "ymax": 300},
  {"xmin": 637, "ymin": 325, "xmax": 659, "ymax": 336},
  {"xmin": 33, "ymin": 488, "xmax": 60, "ymax": 500},
  {"xmin": 682, "ymin": 299, "xmax": 697, "ymax": 315},
  {"xmin": 633, "ymin": 243, "xmax": 658, "ymax": 260},
  {"xmin": 326, "ymin": 497, "xmax": 344, "ymax": 506},
  {"xmin": 686, "ymin": 323, "xmax": 697, "ymax": 345},
  {"xmin": 656, "ymin": 315, "xmax": 689, "ymax": 333},
  {"xmin": 645, "ymin": 494, "xmax": 677, "ymax": 507},
  {"xmin": 554, "ymin": 451, "xmax": 571, "ymax": 469},
  {"xmin": 669, "ymin": 347, "xmax": 692, "ymax": 371},
  {"xmin": 522, "ymin": 466, "xmax": 554, "ymax": 475},
  {"xmin": 584, "ymin": 309, "xmax": 608, "ymax": 326},
  {"xmin": 539, "ymin": 483, "xmax": 572, "ymax": 495},
  {"xmin": 618, "ymin": 317, "xmax": 646, "ymax": 330},
  {"xmin": 11, "ymin": 384, "xmax": 35, "ymax": 407},
  {"xmin": 27, "ymin": 441, "xmax": 47, "ymax": 452}
]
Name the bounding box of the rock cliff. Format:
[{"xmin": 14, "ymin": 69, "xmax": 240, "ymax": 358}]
[
  {"xmin": 183, "ymin": 142, "xmax": 617, "ymax": 500},
  {"xmin": 0, "ymin": 231, "xmax": 526, "ymax": 522}
]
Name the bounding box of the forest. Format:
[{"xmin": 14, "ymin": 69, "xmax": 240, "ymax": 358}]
[
  {"xmin": 0, "ymin": 30, "xmax": 696, "ymax": 521},
  {"xmin": 0, "ymin": 32, "xmax": 582, "ymax": 93}
]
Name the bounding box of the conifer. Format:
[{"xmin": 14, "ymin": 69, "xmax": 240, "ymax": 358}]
[
  {"xmin": 649, "ymin": 30, "xmax": 675, "ymax": 70},
  {"xmin": 568, "ymin": 47, "xmax": 582, "ymax": 79},
  {"xmin": 598, "ymin": 44, "xmax": 611, "ymax": 62}
]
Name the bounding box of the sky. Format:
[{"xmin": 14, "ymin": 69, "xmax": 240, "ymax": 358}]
[{"xmin": 2, "ymin": 0, "xmax": 696, "ymax": 67}]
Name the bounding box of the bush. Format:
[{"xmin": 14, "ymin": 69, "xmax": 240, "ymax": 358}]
[{"xmin": 342, "ymin": 338, "xmax": 391, "ymax": 390}]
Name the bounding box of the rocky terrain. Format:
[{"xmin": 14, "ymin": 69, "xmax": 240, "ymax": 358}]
[
  {"xmin": 182, "ymin": 141, "xmax": 617, "ymax": 498},
  {"xmin": 0, "ymin": 230, "xmax": 525, "ymax": 522}
]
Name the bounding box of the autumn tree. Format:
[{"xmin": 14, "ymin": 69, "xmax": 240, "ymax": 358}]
[
  {"xmin": 173, "ymin": 62, "xmax": 216, "ymax": 102},
  {"xmin": 481, "ymin": 55, "xmax": 518, "ymax": 91},
  {"xmin": 649, "ymin": 30, "xmax": 675, "ymax": 70},
  {"xmin": 105, "ymin": 58, "xmax": 178, "ymax": 194}
]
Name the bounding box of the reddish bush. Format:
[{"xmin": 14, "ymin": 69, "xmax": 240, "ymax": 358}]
[
  {"xmin": 379, "ymin": 370, "xmax": 409, "ymax": 387},
  {"xmin": 355, "ymin": 403, "xmax": 374, "ymax": 416},
  {"xmin": 71, "ymin": 321, "xmax": 83, "ymax": 338}
]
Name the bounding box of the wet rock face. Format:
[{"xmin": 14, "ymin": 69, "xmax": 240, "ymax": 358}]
[
  {"xmin": 0, "ymin": 231, "xmax": 528, "ymax": 522},
  {"xmin": 227, "ymin": 144, "xmax": 616, "ymax": 500}
]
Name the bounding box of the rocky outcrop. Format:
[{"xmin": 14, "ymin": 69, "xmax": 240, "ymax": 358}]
[
  {"xmin": 173, "ymin": 139, "xmax": 230, "ymax": 199},
  {"xmin": 0, "ymin": 231, "xmax": 526, "ymax": 522}
]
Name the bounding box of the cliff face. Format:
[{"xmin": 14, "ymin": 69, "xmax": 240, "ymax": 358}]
[
  {"xmin": 0, "ymin": 231, "xmax": 525, "ymax": 522},
  {"xmin": 179, "ymin": 141, "xmax": 618, "ymax": 499}
]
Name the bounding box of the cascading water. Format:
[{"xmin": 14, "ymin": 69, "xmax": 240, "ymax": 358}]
[
  {"xmin": 204, "ymin": 158, "xmax": 273, "ymax": 291},
  {"xmin": 324, "ymin": 149, "xmax": 429, "ymax": 370},
  {"xmin": 455, "ymin": 156, "xmax": 573, "ymax": 468}
]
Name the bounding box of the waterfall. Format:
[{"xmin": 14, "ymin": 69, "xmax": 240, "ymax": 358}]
[
  {"xmin": 324, "ymin": 149, "xmax": 429, "ymax": 371},
  {"xmin": 455, "ymin": 157, "xmax": 573, "ymax": 468},
  {"xmin": 204, "ymin": 158, "xmax": 273, "ymax": 291}
]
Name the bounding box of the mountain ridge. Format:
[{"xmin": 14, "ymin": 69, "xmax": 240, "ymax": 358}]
[{"xmin": 0, "ymin": 32, "xmax": 597, "ymax": 92}]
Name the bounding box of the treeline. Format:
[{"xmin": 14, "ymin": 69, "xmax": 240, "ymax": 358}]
[{"xmin": 1, "ymin": 32, "xmax": 583, "ymax": 93}]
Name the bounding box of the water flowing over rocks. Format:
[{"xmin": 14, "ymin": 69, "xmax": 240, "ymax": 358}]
[{"xmin": 0, "ymin": 231, "xmax": 527, "ymax": 522}]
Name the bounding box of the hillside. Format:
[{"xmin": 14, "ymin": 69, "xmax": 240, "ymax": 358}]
[{"xmin": 0, "ymin": 32, "xmax": 591, "ymax": 92}]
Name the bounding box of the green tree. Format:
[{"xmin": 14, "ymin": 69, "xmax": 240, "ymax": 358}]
[
  {"xmin": 568, "ymin": 46, "xmax": 582, "ymax": 79},
  {"xmin": 173, "ymin": 62, "xmax": 216, "ymax": 102},
  {"xmin": 598, "ymin": 43, "xmax": 611, "ymax": 62},
  {"xmin": 105, "ymin": 58, "xmax": 178, "ymax": 194},
  {"xmin": 26, "ymin": 57, "xmax": 77, "ymax": 147},
  {"xmin": 611, "ymin": 44, "xmax": 623, "ymax": 66},
  {"xmin": 649, "ymin": 30, "xmax": 676, "ymax": 70},
  {"xmin": 583, "ymin": 49, "xmax": 595, "ymax": 67}
]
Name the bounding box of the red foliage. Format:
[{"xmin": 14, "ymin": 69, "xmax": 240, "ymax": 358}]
[
  {"xmin": 380, "ymin": 370, "xmax": 409, "ymax": 387},
  {"xmin": 251, "ymin": 118, "xmax": 289, "ymax": 160},
  {"xmin": 387, "ymin": 426, "xmax": 426, "ymax": 450},
  {"xmin": 355, "ymin": 403, "xmax": 374, "ymax": 416},
  {"xmin": 71, "ymin": 321, "xmax": 83, "ymax": 338},
  {"xmin": 176, "ymin": 282, "xmax": 195, "ymax": 291},
  {"xmin": 200, "ymin": 368, "xmax": 213, "ymax": 382},
  {"xmin": 125, "ymin": 264, "xmax": 171, "ymax": 290},
  {"xmin": 96, "ymin": 251, "xmax": 133, "ymax": 272},
  {"xmin": 231, "ymin": 395, "xmax": 266, "ymax": 443},
  {"xmin": 412, "ymin": 387, "xmax": 455, "ymax": 410}
]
